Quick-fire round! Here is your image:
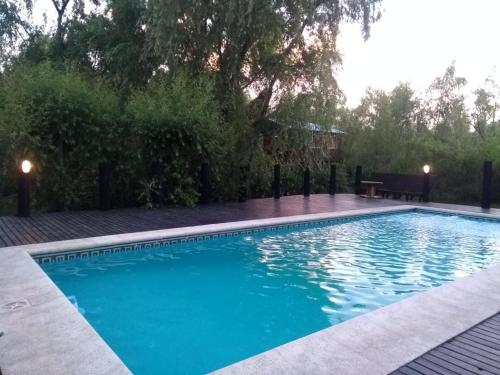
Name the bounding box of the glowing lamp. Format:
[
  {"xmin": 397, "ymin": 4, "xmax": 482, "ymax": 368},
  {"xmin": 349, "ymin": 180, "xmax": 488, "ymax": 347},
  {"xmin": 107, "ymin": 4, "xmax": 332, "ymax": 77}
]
[
  {"xmin": 21, "ymin": 160, "xmax": 32, "ymax": 174},
  {"xmin": 423, "ymin": 165, "xmax": 430, "ymax": 174}
]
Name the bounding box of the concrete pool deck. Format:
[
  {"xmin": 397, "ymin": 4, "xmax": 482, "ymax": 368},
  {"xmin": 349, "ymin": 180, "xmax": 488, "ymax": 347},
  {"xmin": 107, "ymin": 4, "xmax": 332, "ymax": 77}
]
[
  {"xmin": 0, "ymin": 246, "xmax": 131, "ymax": 375},
  {"xmin": 1, "ymin": 200, "xmax": 500, "ymax": 374}
]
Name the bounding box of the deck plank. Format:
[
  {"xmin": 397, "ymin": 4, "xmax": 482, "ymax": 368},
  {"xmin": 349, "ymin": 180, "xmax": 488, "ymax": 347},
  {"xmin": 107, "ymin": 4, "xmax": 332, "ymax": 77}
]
[
  {"xmin": 425, "ymin": 352, "xmax": 488, "ymax": 375},
  {"xmin": 395, "ymin": 313, "xmax": 500, "ymax": 375},
  {"xmin": 414, "ymin": 357, "xmax": 457, "ymax": 375}
]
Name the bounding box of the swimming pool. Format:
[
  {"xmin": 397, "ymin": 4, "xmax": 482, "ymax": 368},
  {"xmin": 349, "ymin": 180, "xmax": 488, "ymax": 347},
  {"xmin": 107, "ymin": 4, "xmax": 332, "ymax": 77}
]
[{"xmin": 41, "ymin": 210, "xmax": 500, "ymax": 374}]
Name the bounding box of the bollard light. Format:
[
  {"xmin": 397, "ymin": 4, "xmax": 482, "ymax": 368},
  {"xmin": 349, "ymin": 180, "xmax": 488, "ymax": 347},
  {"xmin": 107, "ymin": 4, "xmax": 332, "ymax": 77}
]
[
  {"xmin": 18, "ymin": 159, "xmax": 32, "ymax": 217},
  {"xmin": 21, "ymin": 160, "xmax": 32, "ymax": 174},
  {"xmin": 422, "ymin": 165, "xmax": 431, "ymax": 203},
  {"xmin": 481, "ymin": 161, "xmax": 493, "ymax": 209}
]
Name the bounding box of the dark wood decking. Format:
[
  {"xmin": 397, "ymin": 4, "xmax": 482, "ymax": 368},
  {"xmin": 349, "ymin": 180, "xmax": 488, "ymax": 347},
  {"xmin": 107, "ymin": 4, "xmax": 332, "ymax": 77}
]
[
  {"xmin": 0, "ymin": 193, "xmax": 402, "ymax": 248},
  {"xmin": 393, "ymin": 313, "xmax": 500, "ymax": 375},
  {"xmin": 0, "ymin": 193, "xmax": 498, "ymax": 248}
]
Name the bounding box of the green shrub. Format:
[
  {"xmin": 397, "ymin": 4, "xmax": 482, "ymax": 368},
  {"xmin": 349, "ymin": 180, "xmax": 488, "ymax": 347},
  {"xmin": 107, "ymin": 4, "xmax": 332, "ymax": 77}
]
[
  {"xmin": 0, "ymin": 63, "xmax": 122, "ymax": 211},
  {"xmin": 126, "ymin": 71, "xmax": 222, "ymax": 206}
]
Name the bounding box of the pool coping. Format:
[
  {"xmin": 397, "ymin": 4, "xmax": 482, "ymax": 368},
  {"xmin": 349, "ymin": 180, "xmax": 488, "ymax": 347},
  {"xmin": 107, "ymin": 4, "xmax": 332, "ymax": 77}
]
[{"xmin": 0, "ymin": 204, "xmax": 499, "ymax": 374}]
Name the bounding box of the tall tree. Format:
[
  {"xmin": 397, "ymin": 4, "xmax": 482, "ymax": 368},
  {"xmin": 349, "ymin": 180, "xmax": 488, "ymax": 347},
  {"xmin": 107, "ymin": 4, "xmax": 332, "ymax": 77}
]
[
  {"xmin": 147, "ymin": 0, "xmax": 383, "ymax": 121},
  {"xmin": 0, "ymin": 0, "xmax": 34, "ymax": 67},
  {"xmin": 470, "ymin": 78, "xmax": 499, "ymax": 140},
  {"xmin": 425, "ymin": 63, "xmax": 469, "ymax": 139},
  {"xmin": 64, "ymin": 0, "xmax": 154, "ymax": 93}
]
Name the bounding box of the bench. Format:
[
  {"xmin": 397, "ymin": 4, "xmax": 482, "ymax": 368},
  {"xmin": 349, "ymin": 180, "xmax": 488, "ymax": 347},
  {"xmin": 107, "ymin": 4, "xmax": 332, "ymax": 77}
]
[{"xmin": 370, "ymin": 173, "xmax": 426, "ymax": 201}]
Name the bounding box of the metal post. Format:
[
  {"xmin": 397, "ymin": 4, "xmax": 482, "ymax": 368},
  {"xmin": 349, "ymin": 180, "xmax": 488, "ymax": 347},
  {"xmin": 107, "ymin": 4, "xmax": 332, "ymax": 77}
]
[
  {"xmin": 422, "ymin": 172, "xmax": 431, "ymax": 203},
  {"xmin": 98, "ymin": 161, "xmax": 111, "ymax": 211},
  {"xmin": 17, "ymin": 170, "xmax": 30, "ymax": 217},
  {"xmin": 303, "ymin": 168, "xmax": 311, "ymax": 197},
  {"xmin": 273, "ymin": 164, "xmax": 281, "ymax": 199},
  {"xmin": 199, "ymin": 162, "xmax": 210, "ymax": 204},
  {"xmin": 481, "ymin": 161, "xmax": 493, "ymax": 209},
  {"xmin": 329, "ymin": 164, "xmax": 337, "ymax": 195},
  {"xmin": 354, "ymin": 165, "xmax": 362, "ymax": 195}
]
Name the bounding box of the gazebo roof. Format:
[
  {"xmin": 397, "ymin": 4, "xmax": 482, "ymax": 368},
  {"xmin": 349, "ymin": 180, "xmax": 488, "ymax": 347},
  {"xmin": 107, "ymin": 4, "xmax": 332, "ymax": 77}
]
[
  {"xmin": 258, "ymin": 115, "xmax": 346, "ymax": 136},
  {"xmin": 304, "ymin": 122, "xmax": 346, "ymax": 134}
]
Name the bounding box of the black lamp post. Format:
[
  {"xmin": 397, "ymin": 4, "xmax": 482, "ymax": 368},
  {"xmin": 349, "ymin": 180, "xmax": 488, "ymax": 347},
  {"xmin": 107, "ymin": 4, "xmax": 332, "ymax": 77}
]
[
  {"xmin": 329, "ymin": 164, "xmax": 337, "ymax": 195},
  {"xmin": 199, "ymin": 162, "xmax": 210, "ymax": 204},
  {"xmin": 303, "ymin": 168, "xmax": 311, "ymax": 197},
  {"xmin": 17, "ymin": 160, "xmax": 32, "ymax": 217},
  {"xmin": 273, "ymin": 164, "xmax": 281, "ymax": 199},
  {"xmin": 98, "ymin": 161, "xmax": 111, "ymax": 211},
  {"xmin": 354, "ymin": 165, "xmax": 362, "ymax": 195},
  {"xmin": 481, "ymin": 161, "xmax": 493, "ymax": 209},
  {"xmin": 422, "ymin": 164, "xmax": 430, "ymax": 203}
]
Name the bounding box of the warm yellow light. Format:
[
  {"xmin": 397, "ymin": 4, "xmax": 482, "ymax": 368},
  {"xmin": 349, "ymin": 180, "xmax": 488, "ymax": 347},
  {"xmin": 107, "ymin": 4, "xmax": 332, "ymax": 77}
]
[
  {"xmin": 21, "ymin": 160, "xmax": 32, "ymax": 174},
  {"xmin": 423, "ymin": 164, "xmax": 430, "ymax": 174}
]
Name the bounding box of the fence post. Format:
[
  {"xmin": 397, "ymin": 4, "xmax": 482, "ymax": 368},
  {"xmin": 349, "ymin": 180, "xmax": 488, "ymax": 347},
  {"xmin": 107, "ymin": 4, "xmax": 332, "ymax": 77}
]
[
  {"xmin": 99, "ymin": 161, "xmax": 111, "ymax": 211},
  {"xmin": 303, "ymin": 168, "xmax": 310, "ymax": 197},
  {"xmin": 17, "ymin": 162, "xmax": 31, "ymax": 217},
  {"xmin": 273, "ymin": 164, "xmax": 281, "ymax": 199},
  {"xmin": 199, "ymin": 162, "xmax": 210, "ymax": 204},
  {"xmin": 481, "ymin": 161, "xmax": 493, "ymax": 209},
  {"xmin": 238, "ymin": 165, "xmax": 248, "ymax": 202},
  {"xmin": 329, "ymin": 164, "xmax": 337, "ymax": 195},
  {"xmin": 354, "ymin": 165, "xmax": 362, "ymax": 195},
  {"xmin": 422, "ymin": 171, "xmax": 431, "ymax": 203}
]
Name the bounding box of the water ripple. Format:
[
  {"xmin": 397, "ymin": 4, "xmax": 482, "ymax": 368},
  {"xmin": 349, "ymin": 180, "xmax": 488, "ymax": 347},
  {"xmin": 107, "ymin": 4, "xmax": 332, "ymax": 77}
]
[{"xmin": 42, "ymin": 212, "xmax": 500, "ymax": 374}]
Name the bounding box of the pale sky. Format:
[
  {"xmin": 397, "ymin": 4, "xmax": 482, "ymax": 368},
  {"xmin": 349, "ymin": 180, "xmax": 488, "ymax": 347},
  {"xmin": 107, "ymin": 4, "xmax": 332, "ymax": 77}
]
[
  {"xmin": 32, "ymin": 0, "xmax": 500, "ymax": 108},
  {"xmin": 337, "ymin": 0, "xmax": 500, "ymax": 107}
]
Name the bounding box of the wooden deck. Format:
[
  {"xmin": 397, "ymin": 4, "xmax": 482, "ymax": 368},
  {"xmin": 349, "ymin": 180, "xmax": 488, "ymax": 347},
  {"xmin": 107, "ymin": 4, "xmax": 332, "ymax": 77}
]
[
  {"xmin": 1, "ymin": 193, "xmax": 498, "ymax": 249},
  {"xmin": 394, "ymin": 313, "xmax": 500, "ymax": 375},
  {"xmin": 0, "ymin": 193, "xmax": 403, "ymax": 248}
]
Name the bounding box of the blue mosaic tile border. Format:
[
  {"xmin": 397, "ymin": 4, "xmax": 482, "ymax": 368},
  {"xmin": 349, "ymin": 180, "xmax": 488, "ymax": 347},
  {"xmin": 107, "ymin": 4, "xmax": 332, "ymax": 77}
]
[
  {"xmin": 413, "ymin": 208, "xmax": 500, "ymax": 223},
  {"xmin": 34, "ymin": 210, "xmax": 404, "ymax": 264},
  {"xmin": 33, "ymin": 208, "xmax": 500, "ymax": 264}
]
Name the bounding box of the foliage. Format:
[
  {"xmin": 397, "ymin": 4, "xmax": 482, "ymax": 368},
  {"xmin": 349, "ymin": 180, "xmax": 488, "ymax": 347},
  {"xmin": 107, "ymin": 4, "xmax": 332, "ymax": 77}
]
[
  {"xmin": 63, "ymin": 0, "xmax": 155, "ymax": 94},
  {"xmin": 147, "ymin": 0, "xmax": 382, "ymax": 121},
  {"xmin": 0, "ymin": 0, "xmax": 33, "ymax": 66},
  {"xmin": 126, "ymin": 71, "xmax": 222, "ymax": 206},
  {"xmin": 341, "ymin": 64, "xmax": 500, "ymax": 204},
  {"xmin": 0, "ymin": 0, "xmax": 383, "ymax": 212},
  {"xmin": 0, "ymin": 62, "xmax": 122, "ymax": 211}
]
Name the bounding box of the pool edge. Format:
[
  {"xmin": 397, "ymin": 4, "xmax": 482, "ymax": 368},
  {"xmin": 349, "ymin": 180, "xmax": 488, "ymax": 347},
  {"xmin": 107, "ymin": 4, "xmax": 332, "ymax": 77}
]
[
  {"xmin": 0, "ymin": 248, "xmax": 132, "ymax": 375},
  {"xmin": 22, "ymin": 205, "xmax": 414, "ymax": 259}
]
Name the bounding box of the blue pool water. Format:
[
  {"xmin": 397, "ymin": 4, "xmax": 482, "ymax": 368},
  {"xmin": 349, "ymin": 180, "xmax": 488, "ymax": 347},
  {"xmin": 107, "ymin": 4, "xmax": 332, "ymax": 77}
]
[{"xmin": 42, "ymin": 211, "xmax": 500, "ymax": 374}]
